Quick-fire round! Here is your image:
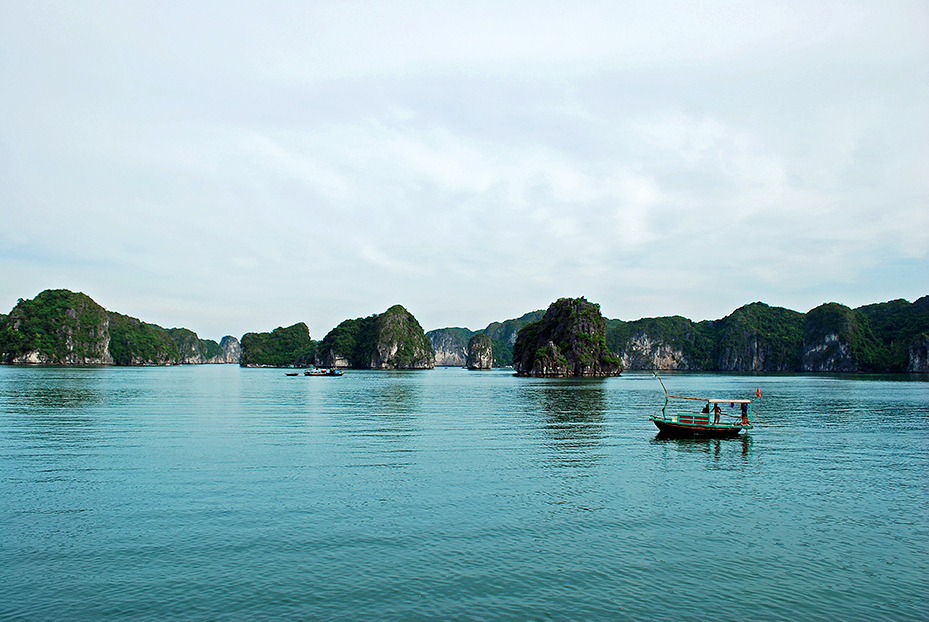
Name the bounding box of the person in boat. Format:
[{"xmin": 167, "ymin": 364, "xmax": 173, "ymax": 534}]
[
  {"xmin": 741, "ymin": 402, "xmax": 749, "ymax": 425},
  {"xmin": 701, "ymin": 403, "xmax": 710, "ymax": 414},
  {"xmin": 712, "ymin": 403, "xmax": 721, "ymax": 424}
]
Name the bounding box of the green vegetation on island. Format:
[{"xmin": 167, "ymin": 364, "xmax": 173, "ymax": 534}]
[
  {"xmin": 2, "ymin": 288, "xmax": 927, "ymax": 372},
  {"xmin": 0, "ymin": 289, "xmax": 238, "ymax": 365},
  {"xmin": 108, "ymin": 312, "xmax": 180, "ymax": 365},
  {"xmin": 606, "ymin": 314, "xmax": 717, "ymax": 370},
  {"xmin": 169, "ymin": 328, "xmax": 224, "ymax": 362},
  {"xmin": 716, "ymin": 302, "xmax": 805, "ymax": 371},
  {"xmin": 0, "ymin": 290, "xmax": 111, "ymax": 364},
  {"xmin": 856, "ymin": 297, "xmax": 929, "ymax": 371},
  {"xmin": 603, "ymin": 297, "xmax": 929, "ymax": 372},
  {"xmin": 482, "ymin": 310, "xmax": 545, "ymax": 367},
  {"xmin": 239, "ymin": 323, "xmax": 316, "ymax": 367}
]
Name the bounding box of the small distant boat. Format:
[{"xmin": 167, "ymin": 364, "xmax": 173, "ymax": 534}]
[
  {"xmin": 650, "ymin": 374, "xmax": 758, "ymax": 438},
  {"xmin": 285, "ymin": 372, "xmax": 299, "ymax": 376},
  {"xmin": 305, "ymin": 367, "xmax": 344, "ymax": 377}
]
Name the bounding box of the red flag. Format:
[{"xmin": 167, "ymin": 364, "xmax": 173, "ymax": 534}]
[{"xmin": 756, "ymin": 388, "xmax": 761, "ymax": 398}]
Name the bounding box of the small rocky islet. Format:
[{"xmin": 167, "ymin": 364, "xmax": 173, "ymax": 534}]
[
  {"xmin": 466, "ymin": 333, "xmax": 493, "ymax": 371},
  {"xmin": 512, "ymin": 297, "xmax": 621, "ymax": 377},
  {"xmin": 1, "ymin": 289, "xmax": 928, "ymax": 373}
]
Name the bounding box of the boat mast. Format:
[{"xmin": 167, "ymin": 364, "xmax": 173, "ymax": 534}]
[{"xmin": 654, "ymin": 373, "xmax": 669, "ymax": 417}]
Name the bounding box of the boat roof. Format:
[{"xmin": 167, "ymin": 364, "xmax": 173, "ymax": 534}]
[
  {"xmin": 654, "ymin": 374, "xmax": 755, "ymax": 404},
  {"xmin": 666, "ymin": 394, "xmax": 753, "ymax": 404}
]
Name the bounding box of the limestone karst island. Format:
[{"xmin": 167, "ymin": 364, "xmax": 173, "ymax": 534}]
[
  {"xmin": 1, "ymin": 289, "xmax": 928, "ymax": 373},
  {"xmin": 512, "ymin": 297, "xmax": 622, "ymax": 377}
]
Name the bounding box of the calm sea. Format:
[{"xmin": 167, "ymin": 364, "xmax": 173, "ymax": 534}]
[{"xmin": 1, "ymin": 366, "xmax": 927, "ymax": 621}]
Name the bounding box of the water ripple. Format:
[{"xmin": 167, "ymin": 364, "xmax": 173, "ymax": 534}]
[{"xmin": 1, "ymin": 367, "xmax": 927, "ymax": 620}]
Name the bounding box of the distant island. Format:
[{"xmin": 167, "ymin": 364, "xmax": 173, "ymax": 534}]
[
  {"xmin": 315, "ymin": 304, "xmax": 434, "ymax": 370},
  {"xmin": 430, "ymin": 297, "xmax": 929, "ymax": 374},
  {"xmin": 1, "ymin": 288, "xmax": 927, "ymax": 373},
  {"xmin": 0, "ymin": 290, "xmax": 240, "ymax": 366},
  {"xmin": 606, "ymin": 298, "xmax": 929, "ymax": 373}
]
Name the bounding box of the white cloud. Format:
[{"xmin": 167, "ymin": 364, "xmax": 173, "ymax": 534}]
[{"xmin": 1, "ymin": 1, "xmax": 926, "ymax": 336}]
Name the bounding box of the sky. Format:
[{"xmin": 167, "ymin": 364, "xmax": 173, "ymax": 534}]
[{"xmin": 2, "ymin": 1, "xmax": 927, "ymax": 341}]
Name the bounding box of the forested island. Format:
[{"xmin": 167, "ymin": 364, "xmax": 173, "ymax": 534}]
[
  {"xmin": 1, "ymin": 289, "xmax": 927, "ymax": 372},
  {"xmin": 0, "ymin": 290, "xmax": 239, "ymax": 365},
  {"xmin": 606, "ymin": 298, "xmax": 929, "ymax": 373},
  {"xmin": 430, "ymin": 297, "xmax": 929, "ymax": 373},
  {"xmin": 314, "ymin": 304, "xmax": 434, "ymax": 369}
]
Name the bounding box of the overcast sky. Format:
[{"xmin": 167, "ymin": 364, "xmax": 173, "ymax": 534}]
[{"xmin": 2, "ymin": 1, "xmax": 927, "ymax": 340}]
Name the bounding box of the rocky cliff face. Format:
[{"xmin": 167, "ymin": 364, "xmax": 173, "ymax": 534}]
[
  {"xmin": 428, "ymin": 312, "xmax": 545, "ymax": 368},
  {"xmin": 908, "ymin": 335, "xmax": 929, "ymax": 372},
  {"xmin": 219, "ymin": 336, "xmax": 241, "ymax": 364},
  {"xmin": 605, "ymin": 297, "xmax": 929, "ymax": 373},
  {"xmin": 718, "ymin": 336, "xmax": 792, "ymax": 372},
  {"xmin": 6, "ymin": 289, "xmax": 927, "ymax": 372},
  {"xmin": 317, "ymin": 305, "xmax": 434, "ymax": 369},
  {"xmin": 606, "ymin": 315, "xmax": 714, "ymax": 371},
  {"xmin": 167, "ymin": 328, "xmax": 226, "ymax": 364},
  {"xmin": 801, "ymin": 332, "xmax": 856, "ymax": 371},
  {"xmin": 800, "ymin": 303, "xmax": 867, "ymax": 372},
  {"xmin": 482, "ymin": 311, "xmax": 544, "ymax": 367},
  {"xmin": 618, "ymin": 333, "xmax": 694, "ymax": 370},
  {"xmin": 512, "ymin": 298, "xmax": 622, "ymax": 377},
  {"xmin": 427, "ymin": 328, "xmax": 472, "ymax": 366},
  {"xmin": 466, "ymin": 333, "xmax": 494, "ymax": 370}
]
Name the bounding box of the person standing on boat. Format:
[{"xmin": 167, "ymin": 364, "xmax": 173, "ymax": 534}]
[
  {"xmin": 740, "ymin": 403, "xmax": 749, "ymax": 425},
  {"xmin": 712, "ymin": 403, "xmax": 721, "ymax": 424}
]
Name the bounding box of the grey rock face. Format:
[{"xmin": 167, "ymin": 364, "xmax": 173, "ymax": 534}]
[
  {"xmin": 219, "ymin": 336, "xmax": 242, "ymax": 364},
  {"xmin": 466, "ymin": 333, "xmax": 493, "ymax": 370},
  {"xmin": 427, "ymin": 328, "xmax": 471, "ymax": 367},
  {"xmin": 908, "ymin": 335, "xmax": 929, "ymax": 372},
  {"xmin": 801, "ymin": 332, "xmax": 855, "ymax": 372},
  {"xmin": 618, "ymin": 334, "xmax": 693, "ymax": 370}
]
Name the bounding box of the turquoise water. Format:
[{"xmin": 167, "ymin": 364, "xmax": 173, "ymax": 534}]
[{"xmin": 1, "ymin": 366, "xmax": 927, "ymax": 621}]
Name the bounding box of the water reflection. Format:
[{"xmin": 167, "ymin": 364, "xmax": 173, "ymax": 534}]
[
  {"xmin": 520, "ymin": 379, "xmax": 609, "ymax": 471},
  {"xmin": 332, "ymin": 373, "xmax": 425, "ymax": 470},
  {"xmin": 2, "ymin": 369, "xmax": 110, "ymax": 448},
  {"xmin": 651, "ymin": 433, "xmax": 753, "ymax": 467},
  {"xmin": 372, "ymin": 379, "xmax": 420, "ymax": 415}
]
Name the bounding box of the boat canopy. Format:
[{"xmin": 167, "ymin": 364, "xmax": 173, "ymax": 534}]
[
  {"xmin": 665, "ymin": 394, "xmax": 752, "ymax": 404},
  {"xmin": 655, "ymin": 374, "xmax": 756, "ymax": 404}
]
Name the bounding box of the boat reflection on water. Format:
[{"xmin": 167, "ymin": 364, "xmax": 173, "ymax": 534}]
[{"xmin": 651, "ymin": 432, "xmax": 753, "ymax": 462}]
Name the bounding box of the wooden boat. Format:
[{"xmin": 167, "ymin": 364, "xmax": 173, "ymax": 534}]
[
  {"xmin": 305, "ymin": 367, "xmax": 344, "ymax": 377},
  {"xmin": 650, "ymin": 374, "xmax": 758, "ymax": 438},
  {"xmin": 285, "ymin": 372, "xmax": 299, "ymax": 376}
]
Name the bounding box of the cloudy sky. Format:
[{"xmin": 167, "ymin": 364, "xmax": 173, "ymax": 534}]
[{"xmin": 2, "ymin": 1, "xmax": 927, "ymax": 340}]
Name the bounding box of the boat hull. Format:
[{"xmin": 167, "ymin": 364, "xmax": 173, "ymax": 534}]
[{"xmin": 651, "ymin": 417, "xmax": 745, "ymax": 438}]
